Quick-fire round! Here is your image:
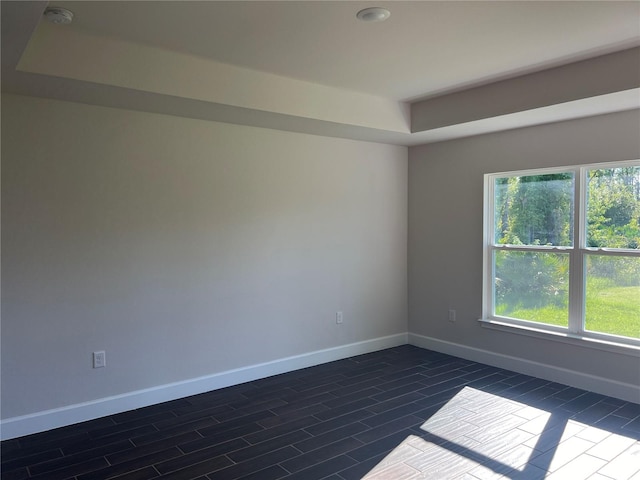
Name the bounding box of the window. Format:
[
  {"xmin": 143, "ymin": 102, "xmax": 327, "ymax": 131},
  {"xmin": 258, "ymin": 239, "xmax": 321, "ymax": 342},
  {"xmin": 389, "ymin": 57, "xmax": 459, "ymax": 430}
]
[{"xmin": 483, "ymin": 161, "xmax": 640, "ymax": 348}]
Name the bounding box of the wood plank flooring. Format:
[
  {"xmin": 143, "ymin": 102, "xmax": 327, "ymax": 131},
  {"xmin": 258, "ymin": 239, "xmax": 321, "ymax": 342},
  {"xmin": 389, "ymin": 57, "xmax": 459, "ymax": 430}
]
[{"xmin": 2, "ymin": 346, "xmax": 639, "ymax": 479}]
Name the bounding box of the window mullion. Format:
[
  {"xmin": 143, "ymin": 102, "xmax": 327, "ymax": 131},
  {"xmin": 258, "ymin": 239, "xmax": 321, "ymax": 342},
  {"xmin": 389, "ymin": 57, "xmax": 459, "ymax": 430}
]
[{"xmin": 568, "ymin": 167, "xmax": 585, "ymax": 334}]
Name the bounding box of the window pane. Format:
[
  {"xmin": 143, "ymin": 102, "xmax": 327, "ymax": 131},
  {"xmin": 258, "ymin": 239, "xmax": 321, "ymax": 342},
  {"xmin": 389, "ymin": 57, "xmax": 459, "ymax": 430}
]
[
  {"xmin": 494, "ymin": 250, "xmax": 569, "ymax": 327},
  {"xmin": 586, "ymin": 166, "xmax": 640, "ymax": 249},
  {"xmin": 494, "ymin": 173, "xmax": 574, "ymax": 246},
  {"xmin": 585, "ymin": 255, "xmax": 640, "ymax": 339}
]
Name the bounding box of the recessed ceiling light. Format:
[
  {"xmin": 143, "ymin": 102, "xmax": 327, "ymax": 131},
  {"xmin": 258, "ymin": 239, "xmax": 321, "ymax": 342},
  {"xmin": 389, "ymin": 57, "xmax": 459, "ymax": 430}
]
[
  {"xmin": 356, "ymin": 7, "xmax": 391, "ymax": 22},
  {"xmin": 43, "ymin": 7, "xmax": 74, "ymax": 25}
]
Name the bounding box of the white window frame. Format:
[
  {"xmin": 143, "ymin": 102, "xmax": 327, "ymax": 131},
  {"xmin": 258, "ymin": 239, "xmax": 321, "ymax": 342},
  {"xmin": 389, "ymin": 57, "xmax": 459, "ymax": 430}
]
[{"xmin": 481, "ymin": 160, "xmax": 640, "ymax": 355}]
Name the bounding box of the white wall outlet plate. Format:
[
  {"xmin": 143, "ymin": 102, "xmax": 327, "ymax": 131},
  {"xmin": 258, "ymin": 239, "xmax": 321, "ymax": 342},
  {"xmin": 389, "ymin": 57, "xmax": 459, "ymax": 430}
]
[{"xmin": 93, "ymin": 351, "xmax": 106, "ymax": 368}]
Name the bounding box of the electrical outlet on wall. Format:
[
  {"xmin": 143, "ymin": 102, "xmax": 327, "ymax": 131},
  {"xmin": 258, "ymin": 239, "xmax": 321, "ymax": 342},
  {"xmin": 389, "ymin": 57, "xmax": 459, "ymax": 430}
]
[
  {"xmin": 336, "ymin": 311, "xmax": 344, "ymax": 324},
  {"xmin": 448, "ymin": 309, "xmax": 456, "ymax": 322},
  {"xmin": 93, "ymin": 351, "xmax": 106, "ymax": 368}
]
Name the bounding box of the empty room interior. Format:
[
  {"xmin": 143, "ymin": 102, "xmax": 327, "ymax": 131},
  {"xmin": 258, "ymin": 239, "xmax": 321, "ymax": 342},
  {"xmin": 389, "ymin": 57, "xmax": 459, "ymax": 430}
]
[{"xmin": 1, "ymin": 1, "xmax": 640, "ymax": 479}]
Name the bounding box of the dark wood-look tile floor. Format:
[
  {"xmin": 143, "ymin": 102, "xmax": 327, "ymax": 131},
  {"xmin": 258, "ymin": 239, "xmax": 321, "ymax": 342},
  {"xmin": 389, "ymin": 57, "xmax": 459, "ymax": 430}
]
[{"xmin": 2, "ymin": 346, "xmax": 639, "ymax": 480}]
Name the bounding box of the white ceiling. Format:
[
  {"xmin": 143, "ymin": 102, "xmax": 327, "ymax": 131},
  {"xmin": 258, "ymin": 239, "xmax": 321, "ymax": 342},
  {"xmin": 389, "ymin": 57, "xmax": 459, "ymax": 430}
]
[
  {"xmin": 45, "ymin": 1, "xmax": 640, "ymax": 101},
  {"xmin": 2, "ymin": 1, "xmax": 639, "ymax": 145}
]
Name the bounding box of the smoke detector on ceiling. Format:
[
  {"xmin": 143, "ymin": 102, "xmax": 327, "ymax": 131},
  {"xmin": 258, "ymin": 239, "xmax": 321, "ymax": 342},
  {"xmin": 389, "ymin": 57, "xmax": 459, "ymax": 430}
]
[
  {"xmin": 44, "ymin": 7, "xmax": 74, "ymax": 25},
  {"xmin": 356, "ymin": 7, "xmax": 391, "ymax": 22}
]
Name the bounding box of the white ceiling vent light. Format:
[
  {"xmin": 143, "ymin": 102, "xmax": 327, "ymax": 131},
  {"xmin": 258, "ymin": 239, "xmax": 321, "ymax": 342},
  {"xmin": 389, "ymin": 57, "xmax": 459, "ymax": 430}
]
[
  {"xmin": 356, "ymin": 7, "xmax": 391, "ymax": 22},
  {"xmin": 43, "ymin": 7, "xmax": 74, "ymax": 25}
]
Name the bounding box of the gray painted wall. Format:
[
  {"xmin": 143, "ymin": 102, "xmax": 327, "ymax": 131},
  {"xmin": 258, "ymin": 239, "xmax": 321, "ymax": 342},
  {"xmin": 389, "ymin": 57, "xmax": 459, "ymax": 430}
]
[
  {"xmin": 408, "ymin": 109, "xmax": 640, "ymax": 387},
  {"xmin": 1, "ymin": 94, "xmax": 408, "ymax": 419},
  {"xmin": 2, "ymin": 93, "xmax": 638, "ymax": 425}
]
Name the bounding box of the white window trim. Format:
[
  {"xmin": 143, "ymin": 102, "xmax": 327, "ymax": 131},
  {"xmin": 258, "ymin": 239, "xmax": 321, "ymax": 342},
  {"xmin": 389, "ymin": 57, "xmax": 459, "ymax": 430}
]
[
  {"xmin": 481, "ymin": 160, "xmax": 640, "ymax": 352},
  {"xmin": 478, "ymin": 319, "xmax": 640, "ymax": 357}
]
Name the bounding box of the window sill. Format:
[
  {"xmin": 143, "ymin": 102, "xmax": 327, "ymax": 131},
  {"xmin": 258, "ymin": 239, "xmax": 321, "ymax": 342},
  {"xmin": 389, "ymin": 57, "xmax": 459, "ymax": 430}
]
[{"xmin": 478, "ymin": 318, "xmax": 640, "ymax": 357}]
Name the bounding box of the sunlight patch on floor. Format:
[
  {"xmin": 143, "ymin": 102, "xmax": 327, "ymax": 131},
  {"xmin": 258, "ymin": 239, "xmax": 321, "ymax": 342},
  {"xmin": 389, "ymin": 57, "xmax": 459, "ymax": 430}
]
[{"xmin": 362, "ymin": 386, "xmax": 638, "ymax": 479}]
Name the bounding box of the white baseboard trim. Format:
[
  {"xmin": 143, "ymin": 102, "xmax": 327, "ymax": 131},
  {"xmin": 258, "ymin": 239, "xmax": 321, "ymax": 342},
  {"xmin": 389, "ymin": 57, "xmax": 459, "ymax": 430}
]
[
  {"xmin": 408, "ymin": 333, "xmax": 640, "ymax": 404},
  {"xmin": 1, "ymin": 333, "xmax": 407, "ymax": 440}
]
